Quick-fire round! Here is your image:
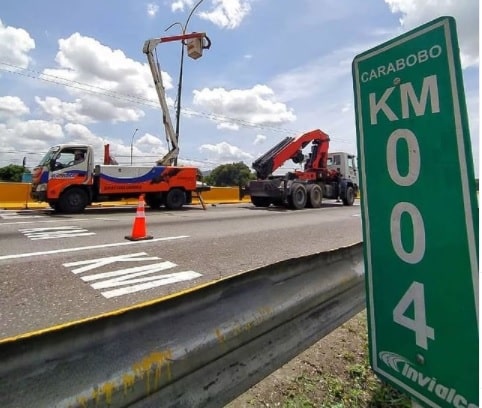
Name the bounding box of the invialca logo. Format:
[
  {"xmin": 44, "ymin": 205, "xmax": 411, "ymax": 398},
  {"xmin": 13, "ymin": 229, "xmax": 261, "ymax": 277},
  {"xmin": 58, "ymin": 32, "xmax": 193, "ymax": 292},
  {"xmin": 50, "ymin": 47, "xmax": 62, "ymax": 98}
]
[{"xmin": 378, "ymin": 351, "xmax": 478, "ymax": 408}]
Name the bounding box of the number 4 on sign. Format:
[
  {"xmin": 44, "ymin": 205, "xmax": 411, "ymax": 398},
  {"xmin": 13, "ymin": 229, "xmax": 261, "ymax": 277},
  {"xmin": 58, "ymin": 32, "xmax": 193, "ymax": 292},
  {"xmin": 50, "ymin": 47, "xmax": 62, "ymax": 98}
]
[{"xmin": 393, "ymin": 281, "xmax": 435, "ymax": 350}]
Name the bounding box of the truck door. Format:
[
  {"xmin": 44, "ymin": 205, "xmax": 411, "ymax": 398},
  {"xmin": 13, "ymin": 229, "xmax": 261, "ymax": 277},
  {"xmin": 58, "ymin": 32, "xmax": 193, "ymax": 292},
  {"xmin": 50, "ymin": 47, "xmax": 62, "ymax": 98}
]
[
  {"xmin": 345, "ymin": 155, "xmax": 358, "ymax": 185},
  {"xmin": 47, "ymin": 147, "xmax": 91, "ymax": 199}
]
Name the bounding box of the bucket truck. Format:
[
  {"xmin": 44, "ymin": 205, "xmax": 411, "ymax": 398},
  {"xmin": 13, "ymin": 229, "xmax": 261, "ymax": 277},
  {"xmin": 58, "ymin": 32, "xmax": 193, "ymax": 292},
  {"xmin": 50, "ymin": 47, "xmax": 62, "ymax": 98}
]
[{"xmin": 31, "ymin": 32, "xmax": 211, "ymax": 213}]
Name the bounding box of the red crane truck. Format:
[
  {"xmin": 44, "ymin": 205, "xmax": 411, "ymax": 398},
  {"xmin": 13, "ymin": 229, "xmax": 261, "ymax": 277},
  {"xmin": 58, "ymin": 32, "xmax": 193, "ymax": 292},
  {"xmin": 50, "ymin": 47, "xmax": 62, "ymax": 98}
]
[{"xmin": 247, "ymin": 129, "xmax": 359, "ymax": 209}]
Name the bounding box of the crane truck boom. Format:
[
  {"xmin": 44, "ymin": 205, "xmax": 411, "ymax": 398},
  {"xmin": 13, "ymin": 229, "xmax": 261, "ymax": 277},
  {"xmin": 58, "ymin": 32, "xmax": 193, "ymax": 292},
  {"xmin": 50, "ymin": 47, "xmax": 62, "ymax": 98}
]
[{"xmin": 247, "ymin": 129, "xmax": 359, "ymax": 210}]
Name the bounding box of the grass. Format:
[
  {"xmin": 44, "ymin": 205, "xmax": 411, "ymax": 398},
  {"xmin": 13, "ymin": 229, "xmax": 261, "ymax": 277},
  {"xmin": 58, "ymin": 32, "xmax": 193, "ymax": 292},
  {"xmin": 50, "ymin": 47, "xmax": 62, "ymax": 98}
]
[
  {"xmin": 227, "ymin": 312, "xmax": 412, "ymax": 408},
  {"xmin": 280, "ymin": 314, "xmax": 412, "ymax": 408}
]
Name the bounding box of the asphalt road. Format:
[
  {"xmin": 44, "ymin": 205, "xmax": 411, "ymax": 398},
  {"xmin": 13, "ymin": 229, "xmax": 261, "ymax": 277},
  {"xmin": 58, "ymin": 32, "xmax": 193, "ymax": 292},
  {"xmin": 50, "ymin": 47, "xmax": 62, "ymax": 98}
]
[{"xmin": 0, "ymin": 201, "xmax": 362, "ymax": 339}]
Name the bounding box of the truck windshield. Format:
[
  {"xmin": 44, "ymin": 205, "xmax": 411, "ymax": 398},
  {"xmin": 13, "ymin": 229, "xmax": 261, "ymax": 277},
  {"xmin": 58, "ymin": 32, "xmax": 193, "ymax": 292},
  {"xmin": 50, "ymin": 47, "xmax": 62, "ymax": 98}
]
[{"xmin": 38, "ymin": 147, "xmax": 60, "ymax": 167}]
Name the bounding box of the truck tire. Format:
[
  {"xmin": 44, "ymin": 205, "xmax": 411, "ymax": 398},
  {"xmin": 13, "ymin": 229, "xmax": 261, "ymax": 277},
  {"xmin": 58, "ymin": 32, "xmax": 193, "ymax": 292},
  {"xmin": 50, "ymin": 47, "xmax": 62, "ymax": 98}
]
[
  {"xmin": 145, "ymin": 193, "xmax": 163, "ymax": 209},
  {"xmin": 307, "ymin": 184, "xmax": 322, "ymax": 208},
  {"xmin": 251, "ymin": 196, "xmax": 271, "ymax": 207},
  {"xmin": 165, "ymin": 188, "xmax": 185, "ymax": 210},
  {"xmin": 342, "ymin": 186, "xmax": 355, "ymax": 206},
  {"xmin": 58, "ymin": 187, "xmax": 88, "ymax": 213},
  {"xmin": 288, "ymin": 183, "xmax": 307, "ymax": 210},
  {"xmin": 48, "ymin": 201, "xmax": 61, "ymax": 211}
]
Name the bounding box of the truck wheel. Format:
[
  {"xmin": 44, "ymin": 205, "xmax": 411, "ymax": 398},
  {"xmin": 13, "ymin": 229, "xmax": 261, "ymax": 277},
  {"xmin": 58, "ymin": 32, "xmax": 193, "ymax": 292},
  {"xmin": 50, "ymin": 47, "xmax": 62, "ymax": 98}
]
[
  {"xmin": 58, "ymin": 188, "xmax": 88, "ymax": 213},
  {"xmin": 288, "ymin": 183, "xmax": 307, "ymax": 210},
  {"xmin": 342, "ymin": 186, "xmax": 355, "ymax": 206},
  {"xmin": 145, "ymin": 193, "xmax": 163, "ymax": 209},
  {"xmin": 307, "ymin": 184, "xmax": 322, "ymax": 208},
  {"xmin": 251, "ymin": 196, "xmax": 271, "ymax": 207},
  {"xmin": 48, "ymin": 201, "xmax": 61, "ymax": 211},
  {"xmin": 165, "ymin": 188, "xmax": 186, "ymax": 210}
]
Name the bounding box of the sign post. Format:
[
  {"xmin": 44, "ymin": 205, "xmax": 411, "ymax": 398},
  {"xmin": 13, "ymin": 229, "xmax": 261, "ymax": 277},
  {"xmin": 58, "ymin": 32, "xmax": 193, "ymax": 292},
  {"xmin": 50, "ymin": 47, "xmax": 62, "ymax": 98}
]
[{"xmin": 352, "ymin": 16, "xmax": 478, "ymax": 408}]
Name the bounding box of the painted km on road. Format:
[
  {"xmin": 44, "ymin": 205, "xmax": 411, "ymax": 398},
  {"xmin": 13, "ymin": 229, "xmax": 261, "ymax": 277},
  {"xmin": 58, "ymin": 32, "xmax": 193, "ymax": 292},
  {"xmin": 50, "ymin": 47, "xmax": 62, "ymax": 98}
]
[
  {"xmin": 20, "ymin": 226, "xmax": 95, "ymax": 240},
  {"xmin": 63, "ymin": 252, "xmax": 202, "ymax": 298}
]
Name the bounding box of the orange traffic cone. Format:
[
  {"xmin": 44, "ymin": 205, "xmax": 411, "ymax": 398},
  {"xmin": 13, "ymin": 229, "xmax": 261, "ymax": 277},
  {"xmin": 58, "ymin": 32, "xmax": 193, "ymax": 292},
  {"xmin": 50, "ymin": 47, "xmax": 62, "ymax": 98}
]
[{"xmin": 125, "ymin": 194, "xmax": 153, "ymax": 241}]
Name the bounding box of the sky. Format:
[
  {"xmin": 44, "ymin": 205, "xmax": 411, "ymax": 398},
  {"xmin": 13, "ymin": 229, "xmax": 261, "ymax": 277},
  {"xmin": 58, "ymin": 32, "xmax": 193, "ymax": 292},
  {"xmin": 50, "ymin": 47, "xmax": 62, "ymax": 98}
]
[{"xmin": 0, "ymin": 0, "xmax": 479, "ymax": 174}]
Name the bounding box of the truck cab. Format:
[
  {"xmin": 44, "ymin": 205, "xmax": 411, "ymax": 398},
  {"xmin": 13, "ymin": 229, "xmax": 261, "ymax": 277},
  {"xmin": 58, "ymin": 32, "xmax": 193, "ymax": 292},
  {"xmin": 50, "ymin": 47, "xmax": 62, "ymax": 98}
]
[
  {"xmin": 327, "ymin": 152, "xmax": 358, "ymax": 187},
  {"xmin": 31, "ymin": 144, "xmax": 95, "ymax": 210}
]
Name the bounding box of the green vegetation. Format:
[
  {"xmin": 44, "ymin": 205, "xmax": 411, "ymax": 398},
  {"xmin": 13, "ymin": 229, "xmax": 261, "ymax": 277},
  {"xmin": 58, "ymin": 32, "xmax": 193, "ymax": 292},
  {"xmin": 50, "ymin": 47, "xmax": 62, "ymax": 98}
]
[
  {"xmin": 279, "ymin": 314, "xmax": 411, "ymax": 408},
  {"xmin": 0, "ymin": 164, "xmax": 29, "ymax": 182},
  {"xmin": 229, "ymin": 312, "xmax": 412, "ymax": 408},
  {"xmin": 203, "ymin": 162, "xmax": 255, "ymax": 187}
]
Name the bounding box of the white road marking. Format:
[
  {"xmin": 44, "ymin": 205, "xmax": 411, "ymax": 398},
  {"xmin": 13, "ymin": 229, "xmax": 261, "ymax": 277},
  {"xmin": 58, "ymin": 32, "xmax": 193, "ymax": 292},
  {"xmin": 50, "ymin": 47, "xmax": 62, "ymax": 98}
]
[
  {"xmin": 1, "ymin": 214, "xmax": 44, "ymax": 220},
  {"xmin": 82, "ymin": 262, "xmax": 176, "ymax": 282},
  {"xmin": 89, "ymin": 264, "xmax": 179, "ymax": 288},
  {"xmin": 100, "ymin": 272, "xmax": 201, "ymax": 298},
  {"xmin": 62, "ymin": 252, "xmax": 202, "ymax": 299},
  {"xmin": 19, "ymin": 226, "xmax": 95, "ymax": 240},
  {"xmin": 0, "ymin": 236, "xmax": 189, "ymax": 261},
  {"xmin": 2, "ymin": 219, "xmax": 82, "ymax": 226},
  {"xmin": 64, "ymin": 252, "xmax": 161, "ymax": 274},
  {"xmin": 1, "ymin": 217, "xmax": 119, "ymax": 226}
]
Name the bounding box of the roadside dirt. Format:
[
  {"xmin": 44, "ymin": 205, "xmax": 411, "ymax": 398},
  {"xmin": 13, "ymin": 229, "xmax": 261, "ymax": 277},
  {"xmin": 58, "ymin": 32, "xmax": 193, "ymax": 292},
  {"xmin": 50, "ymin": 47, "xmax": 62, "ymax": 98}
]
[{"xmin": 226, "ymin": 310, "xmax": 410, "ymax": 408}]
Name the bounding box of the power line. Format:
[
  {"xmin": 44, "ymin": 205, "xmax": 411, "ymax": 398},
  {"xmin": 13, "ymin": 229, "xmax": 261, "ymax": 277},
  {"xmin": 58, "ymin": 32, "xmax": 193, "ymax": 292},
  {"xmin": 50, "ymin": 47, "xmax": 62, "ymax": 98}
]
[{"xmin": 0, "ymin": 61, "xmax": 355, "ymax": 143}]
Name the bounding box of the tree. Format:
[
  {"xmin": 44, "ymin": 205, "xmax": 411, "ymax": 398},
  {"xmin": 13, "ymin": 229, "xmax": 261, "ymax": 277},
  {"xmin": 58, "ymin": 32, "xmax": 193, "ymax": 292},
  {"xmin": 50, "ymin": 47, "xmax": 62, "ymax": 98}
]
[
  {"xmin": 0, "ymin": 164, "xmax": 28, "ymax": 182},
  {"xmin": 204, "ymin": 162, "xmax": 256, "ymax": 187}
]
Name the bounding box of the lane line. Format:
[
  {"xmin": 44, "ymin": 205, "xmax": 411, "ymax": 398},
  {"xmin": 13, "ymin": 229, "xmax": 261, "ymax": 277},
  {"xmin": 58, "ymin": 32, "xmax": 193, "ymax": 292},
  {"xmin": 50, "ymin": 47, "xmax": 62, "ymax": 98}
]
[
  {"xmin": 0, "ymin": 236, "xmax": 189, "ymax": 261},
  {"xmin": 0, "ymin": 217, "xmax": 119, "ymax": 226}
]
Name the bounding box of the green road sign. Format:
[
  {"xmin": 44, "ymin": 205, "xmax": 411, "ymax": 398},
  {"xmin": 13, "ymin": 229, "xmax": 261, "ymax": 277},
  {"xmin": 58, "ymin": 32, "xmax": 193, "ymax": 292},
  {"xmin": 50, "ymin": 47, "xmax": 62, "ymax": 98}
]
[{"xmin": 352, "ymin": 16, "xmax": 479, "ymax": 408}]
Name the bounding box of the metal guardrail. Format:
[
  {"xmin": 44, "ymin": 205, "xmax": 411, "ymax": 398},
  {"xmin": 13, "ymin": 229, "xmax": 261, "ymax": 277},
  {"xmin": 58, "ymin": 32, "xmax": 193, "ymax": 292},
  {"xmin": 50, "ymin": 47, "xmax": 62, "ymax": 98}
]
[{"xmin": 0, "ymin": 243, "xmax": 365, "ymax": 408}]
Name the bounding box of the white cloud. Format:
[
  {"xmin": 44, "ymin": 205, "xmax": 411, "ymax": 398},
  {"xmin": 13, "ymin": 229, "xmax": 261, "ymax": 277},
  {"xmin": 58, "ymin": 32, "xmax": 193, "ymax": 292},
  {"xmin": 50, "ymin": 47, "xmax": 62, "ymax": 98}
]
[
  {"xmin": 169, "ymin": 0, "xmax": 252, "ymax": 29},
  {"xmin": 136, "ymin": 132, "xmax": 166, "ymax": 151},
  {"xmin": 0, "ymin": 120, "xmax": 62, "ymax": 167},
  {"xmin": 40, "ymin": 33, "xmax": 172, "ymax": 123},
  {"xmin": 64, "ymin": 123, "xmax": 98, "ymax": 143},
  {"xmin": 147, "ymin": 3, "xmax": 160, "ymax": 17},
  {"xmin": 0, "ymin": 96, "xmax": 30, "ymax": 117},
  {"xmin": 199, "ymin": 141, "xmax": 253, "ymax": 162},
  {"xmin": 170, "ymin": 0, "xmax": 196, "ymax": 12},
  {"xmin": 384, "ymin": 0, "xmax": 479, "ymax": 67},
  {"xmin": 0, "ymin": 19, "xmax": 35, "ymax": 69},
  {"xmin": 269, "ymin": 48, "xmax": 355, "ymax": 103},
  {"xmin": 217, "ymin": 120, "xmax": 242, "ymax": 131},
  {"xmin": 199, "ymin": 0, "xmax": 252, "ymax": 29},
  {"xmin": 13, "ymin": 120, "xmax": 63, "ymax": 143},
  {"xmin": 192, "ymin": 84, "xmax": 296, "ymax": 130},
  {"xmin": 254, "ymin": 134, "xmax": 266, "ymax": 145},
  {"xmin": 35, "ymin": 96, "xmax": 94, "ymax": 124}
]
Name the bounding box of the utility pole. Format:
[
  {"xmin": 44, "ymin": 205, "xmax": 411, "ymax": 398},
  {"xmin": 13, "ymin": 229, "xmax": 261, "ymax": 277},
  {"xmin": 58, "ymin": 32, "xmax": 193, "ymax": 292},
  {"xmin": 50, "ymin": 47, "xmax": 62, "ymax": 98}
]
[
  {"xmin": 166, "ymin": 0, "xmax": 205, "ymax": 166},
  {"xmin": 130, "ymin": 128, "xmax": 139, "ymax": 165}
]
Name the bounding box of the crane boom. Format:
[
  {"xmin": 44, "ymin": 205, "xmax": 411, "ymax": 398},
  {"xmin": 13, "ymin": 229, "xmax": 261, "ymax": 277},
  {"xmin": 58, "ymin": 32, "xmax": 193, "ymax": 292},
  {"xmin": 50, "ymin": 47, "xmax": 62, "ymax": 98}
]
[
  {"xmin": 252, "ymin": 129, "xmax": 331, "ymax": 179},
  {"xmin": 142, "ymin": 32, "xmax": 211, "ymax": 166}
]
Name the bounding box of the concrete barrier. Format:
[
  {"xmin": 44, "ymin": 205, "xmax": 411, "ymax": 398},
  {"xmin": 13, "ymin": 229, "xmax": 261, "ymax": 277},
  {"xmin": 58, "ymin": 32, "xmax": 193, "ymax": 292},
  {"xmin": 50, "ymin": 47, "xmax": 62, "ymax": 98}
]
[
  {"xmin": 0, "ymin": 182, "xmax": 31, "ymax": 205},
  {"xmin": 0, "ymin": 182, "xmax": 249, "ymax": 209},
  {"xmin": 0, "ymin": 182, "xmax": 359, "ymax": 210}
]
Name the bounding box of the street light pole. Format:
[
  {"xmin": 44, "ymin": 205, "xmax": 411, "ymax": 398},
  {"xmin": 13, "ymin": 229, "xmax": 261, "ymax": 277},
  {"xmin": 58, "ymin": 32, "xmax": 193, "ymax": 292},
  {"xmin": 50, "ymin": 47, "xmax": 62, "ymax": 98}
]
[
  {"xmin": 166, "ymin": 0, "xmax": 205, "ymax": 166},
  {"xmin": 130, "ymin": 128, "xmax": 139, "ymax": 165}
]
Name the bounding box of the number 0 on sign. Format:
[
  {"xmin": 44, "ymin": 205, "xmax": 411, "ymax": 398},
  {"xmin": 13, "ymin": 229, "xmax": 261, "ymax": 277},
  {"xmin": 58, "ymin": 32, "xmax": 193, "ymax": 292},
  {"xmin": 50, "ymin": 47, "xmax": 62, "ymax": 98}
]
[{"xmin": 352, "ymin": 16, "xmax": 478, "ymax": 408}]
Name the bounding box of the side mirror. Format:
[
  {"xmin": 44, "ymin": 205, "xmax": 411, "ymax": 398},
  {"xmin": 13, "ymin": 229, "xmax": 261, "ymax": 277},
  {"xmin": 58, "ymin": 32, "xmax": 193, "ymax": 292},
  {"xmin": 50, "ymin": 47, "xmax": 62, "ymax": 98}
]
[{"xmin": 49, "ymin": 159, "xmax": 56, "ymax": 171}]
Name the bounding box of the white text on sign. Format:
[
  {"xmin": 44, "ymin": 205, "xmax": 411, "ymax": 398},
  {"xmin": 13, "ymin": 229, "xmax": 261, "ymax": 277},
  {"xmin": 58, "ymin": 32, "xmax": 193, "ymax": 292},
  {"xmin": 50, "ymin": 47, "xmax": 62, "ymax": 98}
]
[{"xmin": 369, "ymin": 75, "xmax": 440, "ymax": 124}]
